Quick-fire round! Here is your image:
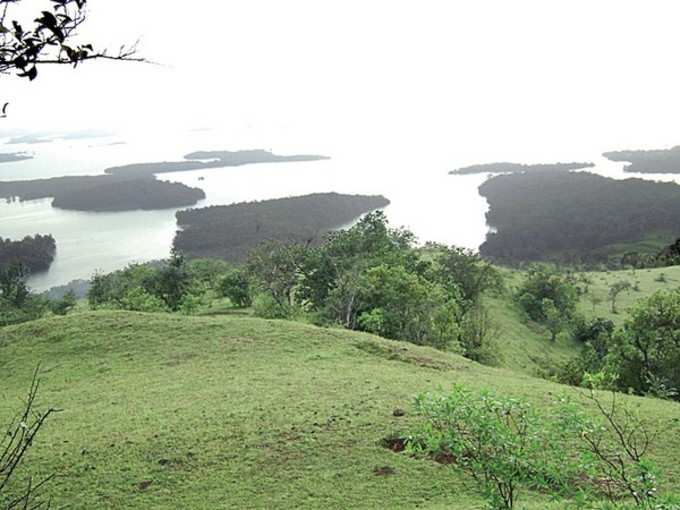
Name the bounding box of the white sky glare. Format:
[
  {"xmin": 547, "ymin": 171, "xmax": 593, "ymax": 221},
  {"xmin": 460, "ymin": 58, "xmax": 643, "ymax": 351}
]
[{"xmin": 3, "ymin": 0, "xmax": 680, "ymax": 156}]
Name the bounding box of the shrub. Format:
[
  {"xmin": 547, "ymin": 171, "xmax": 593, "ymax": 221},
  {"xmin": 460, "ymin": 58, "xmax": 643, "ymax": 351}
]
[
  {"xmin": 407, "ymin": 386, "xmax": 568, "ymax": 509},
  {"xmin": 220, "ymin": 269, "xmax": 252, "ymax": 308},
  {"xmin": 49, "ymin": 290, "xmax": 77, "ymax": 316}
]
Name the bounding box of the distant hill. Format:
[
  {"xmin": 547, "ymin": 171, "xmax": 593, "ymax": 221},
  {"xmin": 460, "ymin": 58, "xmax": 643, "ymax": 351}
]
[
  {"xmin": 604, "ymin": 145, "xmax": 680, "ymax": 173},
  {"xmin": 174, "ymin": 192, "xmax": 390, "ymax": 261},
  {"xmin": 449, "ymin": 161, "xmax": 594, "ymax": 175},
  {"xmin": 479, "ymin": 171, "xmax": 680, "ymax": 264}
]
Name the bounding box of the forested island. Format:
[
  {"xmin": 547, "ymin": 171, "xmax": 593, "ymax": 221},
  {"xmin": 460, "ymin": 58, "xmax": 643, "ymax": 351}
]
[
  {"xmin": 174, "ymin": 192, "xmax": 390, "ymax": 261},
  {"xmin": 0, "ymin": 149, "xmax": 328, "ymax": 212},
  {"xmin": 105, "ymin": 149, "xmax": 330, "ymax": 178},
  {"xmin": 0, "ymin": 152, "xmax": 33, "ymax": 164},
  {"xmin": 603, "ymin": 145, "xmax": 680, "ymax": 173},
  {"xmin": 0, "ymin": 234, "xmax": 56, "ymax": 273},
  {"xmin": 450, "ymin": 161, "xmax": 594, "ymax": 175},
  {"xmin": 0, "ymin": 174, "xmax": 205, "ymax": 212},
  {"xmin": 479, "ymin": 171, "xmax": 680, "ymax": 264},
  {"xmin": 51, "ymin": 178, "xmax": 205, "ymax": 212}
]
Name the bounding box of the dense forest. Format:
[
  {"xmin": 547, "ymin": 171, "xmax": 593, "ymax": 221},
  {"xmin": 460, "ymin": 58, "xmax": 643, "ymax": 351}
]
[
  {"xmin": 479, "ymin": 171, "xmax": 680, "ymax": 263},
  {"xmin": 0, "ymin": 152, "xmax": 33, "ymax": 163},
  {"xmin": 0, "ymin": 234, "xmax": 56, "ymax": 273},
  {"xmin": 604, "ymin": 145, "xmax": 680, "ymax": 173},
  {"xmin": 105, "ymin": 149, "xmax": 330, "ymax": 178},
  {"xmin": 51, "ymin": 178, "xmax": 205, "ymax": 212},
  {"xmin": 174, "ymin": 192, "xmax": 390, "ymax": 261},
  {"xmin": 449, "ymin": 161, "xmax": 594, "ymax": 175}
]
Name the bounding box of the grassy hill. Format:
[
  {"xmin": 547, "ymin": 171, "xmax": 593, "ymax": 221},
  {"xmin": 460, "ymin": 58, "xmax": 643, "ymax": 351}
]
[{"xmin": 1, "ymin": 311, "xmax": 679, "ymax": 509}]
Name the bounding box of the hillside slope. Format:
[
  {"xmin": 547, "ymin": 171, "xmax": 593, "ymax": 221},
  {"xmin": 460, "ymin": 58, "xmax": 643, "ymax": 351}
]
[{"xmin": 1, "ymin": 312, "xmax": 679, "ymax": 509}]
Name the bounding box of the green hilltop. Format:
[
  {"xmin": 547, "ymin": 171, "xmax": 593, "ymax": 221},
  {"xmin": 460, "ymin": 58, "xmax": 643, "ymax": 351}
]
[{"xmin": 1, "ymin": 310, "xmax": 679, "ymax": 509}]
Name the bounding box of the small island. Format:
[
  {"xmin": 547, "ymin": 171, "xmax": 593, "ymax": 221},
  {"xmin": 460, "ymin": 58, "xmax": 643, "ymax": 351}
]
[
  {"xmin": 0, "ymin": 234, "xmax": 56, "ymax": 273},
  {"xmin": 105, "ymin": 149, "xmax": 330, "ymax": 178},
  {"xmin": 174, "ymin": 192, "xmax": 390, "ymax": 261},
  {"xmin": 449, "ymin": 161, "xmax": 594, "ymax": 175},
  {"xmin": 478, "ymin": 170, "xmax": 680, "ymax": 264},
  {"xmin": 603, "ymin": 145, "xmax": 680, "ymax": 173},
  {"xmin": 0, "ymin": 152, "xmax": 33, "ymax": 164}
]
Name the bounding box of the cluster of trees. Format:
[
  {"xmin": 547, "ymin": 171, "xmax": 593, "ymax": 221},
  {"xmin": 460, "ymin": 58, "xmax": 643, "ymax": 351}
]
[
  {"xmin": 244, "ymin": 212, "xmax": 504, "ymax": 361},
  {"xmin": 479, "ymin": 171, "xmax": 680, "ymax": 265},
  {"xmin": 562, "ymin": 290, "xmax": 680, "ymax": 401},
  {"xmin": 0, "ymin": 235, "xmax": 56, "ymax": 273},
  {"xmin": 0, "ymin": 264, "xmax": 76, "ymax": 327},
  {"xmin": 173, "ymin": 193, "xmax": 390, "ymax": 261}
]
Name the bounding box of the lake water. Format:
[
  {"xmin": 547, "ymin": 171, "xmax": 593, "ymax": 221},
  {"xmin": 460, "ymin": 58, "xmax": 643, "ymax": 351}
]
[{"xmin": 1, "ymin": 126, "xmax": 678, "ymax": 292}]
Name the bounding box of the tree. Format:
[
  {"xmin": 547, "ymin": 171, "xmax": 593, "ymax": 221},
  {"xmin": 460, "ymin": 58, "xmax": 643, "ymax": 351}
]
[
  {"xmin": 220, "ymin": 269, "xmax": 252, "ymax": 308},
  {"xmin": 434, "ymin": 245, "xmax": 503, "ymax": 308},
  {"xmin": 50, "ymin": 289, "xmax": 76, "ymax": 315},
  {"xmin": 542, "ymin": 298, "xmax": 564, "ymax": 342},
  {"xmin": 610, "ymin": 290, "xmax": 680, "ymax": 399},
  {"xmin": 146, "ymin": 250, "xmax": 190, "ymax": 312},
  {"xmin": 0, "ymin": 263, "xmax": 29, "ymax": 307},
  {"xmin": 247, "ymin": 241, "xmax": 303, "ymax": 311},
  {"xmin": 515, "ymin": 267, "xmax": 577, "ymax": 323},
  {"xmin": 608, "ymin": 280, "xmax": 632, "ymax": 314},
  {"xmin": 0, "ymin": 0, "xmax": 142, "ymax": 82}
]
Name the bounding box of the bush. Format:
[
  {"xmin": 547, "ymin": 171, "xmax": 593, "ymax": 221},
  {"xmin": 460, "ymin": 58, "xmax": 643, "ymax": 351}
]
[
  {"xmin": 515, "ymin": 267, "xmax": 577, "ymax": 323},
  {"xmin": 252, "ymin": 293, "xmax": 295, "ymax": 319},
  {"xmin": 220, "ymin": 269, "xmax": 252, "ymax": 307},
  {"xmin": 407, "ymin": 386, "xmax": 568, "ymax": 509},
  {"xmin": 49, "ymin": 290, "xmax": 77, "ymax": 316}
]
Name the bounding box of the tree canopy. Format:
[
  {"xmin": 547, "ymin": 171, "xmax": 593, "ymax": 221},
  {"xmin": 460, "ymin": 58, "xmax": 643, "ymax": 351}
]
[{"xmin": 0, "ymin": 0, "xmax": 141, "ymax": 82}]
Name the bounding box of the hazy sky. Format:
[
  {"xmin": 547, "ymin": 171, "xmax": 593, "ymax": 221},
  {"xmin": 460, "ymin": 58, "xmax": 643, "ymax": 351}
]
[{"xmin": 4, "ymin": 1, "xmax": 680, "ymax": 155}]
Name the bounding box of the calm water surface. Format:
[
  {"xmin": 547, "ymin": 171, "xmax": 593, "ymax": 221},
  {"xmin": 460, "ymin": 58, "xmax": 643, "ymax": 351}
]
[{"xmin": 0, "ymin": 127, "xmax": 675, "ymax": 291}]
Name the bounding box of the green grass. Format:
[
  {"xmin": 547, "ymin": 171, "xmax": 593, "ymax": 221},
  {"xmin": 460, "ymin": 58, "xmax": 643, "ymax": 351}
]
[
  {"xmin": 576, "ymin": 264, "xmax": 680, "ymax": 325},
  {"xmin": 1, "ymin": 311, "xmax": 679, "ymax": 509}
]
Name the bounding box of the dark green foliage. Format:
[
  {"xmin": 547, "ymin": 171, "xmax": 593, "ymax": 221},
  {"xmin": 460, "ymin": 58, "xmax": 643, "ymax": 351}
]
[
  {"xmin": 0, "ymin": 235, "xmax": 56, "ymax": 274},
  {"xmin": 515, "ymin": 267, "xmax": 577, "ymax": 323},
  {"xmin": 479, "ymin": 171, "xmax": 680, "ymax": 264},
  {"xmin": 433, "ymin": 245, "xmax": 503, "ymax": 309},
  {"xmin": 174, "ymin": 192, "xmax": 390, "ymax": 261},
  {"xmin": 219, "ymin": 270, "xmax": 252, "ymax": 308},
  {"xmin": 50, "ymin": 290, "xmax": 77, "ymax": 316},
  {"xmin": 0, "ymin": 264, "xmax": 30, "ymax": 308},
  {"xmin": 87, "ymin": 254, "xmax": 193, "ymax": 313},
  {"xmin": 610, "ymin": 290, "xmax": 680, "ymax": 399}
]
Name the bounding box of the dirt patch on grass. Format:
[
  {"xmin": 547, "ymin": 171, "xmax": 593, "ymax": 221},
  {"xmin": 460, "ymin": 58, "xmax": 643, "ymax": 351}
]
[
  {"xmin": 373, "ymin": 466, "xmax": 396, "ymax": 476},
  {"xmin": 380, "ymin": 435, "xmax": 407, "ymax": 453},
  {"xmin": 354, "ymin": 340, "xmax": 456, "ymax": 371}
]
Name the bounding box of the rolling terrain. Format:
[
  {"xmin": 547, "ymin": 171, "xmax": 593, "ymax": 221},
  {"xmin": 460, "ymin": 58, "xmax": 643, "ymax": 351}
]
[{"xmin": 1, "ymin": 306, "xmax": 679, "ymax": 509}]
